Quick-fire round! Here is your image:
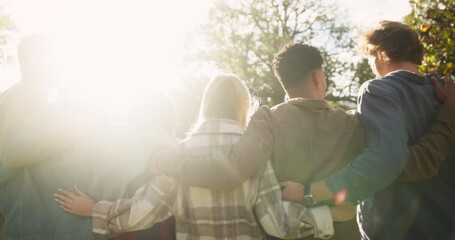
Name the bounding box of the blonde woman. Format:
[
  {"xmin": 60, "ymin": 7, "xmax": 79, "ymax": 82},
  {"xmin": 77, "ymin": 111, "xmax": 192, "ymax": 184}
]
[{"xmin": 54, "ymin": 75, "xmax": 337, "ymax": 239}]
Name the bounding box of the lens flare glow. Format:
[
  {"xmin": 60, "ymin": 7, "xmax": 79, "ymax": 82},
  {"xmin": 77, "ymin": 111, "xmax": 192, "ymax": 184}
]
[{"xmin": 2, "ymin": 0, "xmax": 212, "ymax": 117}]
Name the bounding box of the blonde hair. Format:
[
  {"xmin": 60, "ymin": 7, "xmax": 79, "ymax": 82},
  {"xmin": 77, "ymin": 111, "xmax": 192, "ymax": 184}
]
[{"xmin": 197, "ymin": 74, "xmax": 252, "ymax": 129}]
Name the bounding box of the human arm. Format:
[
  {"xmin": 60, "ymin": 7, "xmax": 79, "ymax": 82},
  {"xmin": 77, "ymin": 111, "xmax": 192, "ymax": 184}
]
[
  {"xmin": 54, "ymin": 186, "xmax": 95, "ymax": 217},
  {"xmin": 280, "ymin": 180, "xmax": 356, "ymax": 223},
  {"xmin": 155, "ymin": 106, "xmax": 275, "ymax": 188},
  {"xmin": 55, "ymin": 176, "xmax": 177, "ymax": 235},
  {"xmin": 256, "ymin": 163, "xmax": 357, "ymax": 239},
  {"xmin": 281, "ymin": 105, "xmax": 455, "ymax": 201},
  {"xmin": 0, "ymin": 108, "xmax": 89, "ymax": 168},
  {"xmin": 282, "ymin": 105, "xmax": 455, "ymax": 203},
  {"xmin": 253, "ymin": 162, "xmax": 334, "ymax": 239},
  {"xmin": 399, "ymin": 77, "xmax": 455, "ymax": 181},
  {"xmin": 1, "ymin": 122, "xmax": 79, "ymax": 168},
  {"xmin": 311, "ymin": 77, "xmax": 455, "ymax": 202},
  {"xmin": 316, "ymin": 81, "xmax": 409, "ymax": 203}
]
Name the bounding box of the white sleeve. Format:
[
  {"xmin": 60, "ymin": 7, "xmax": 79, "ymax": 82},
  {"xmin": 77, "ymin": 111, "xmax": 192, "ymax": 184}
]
[{"xmin": 309, "ymin": 205, "xmax": 334, "ymax": 239}]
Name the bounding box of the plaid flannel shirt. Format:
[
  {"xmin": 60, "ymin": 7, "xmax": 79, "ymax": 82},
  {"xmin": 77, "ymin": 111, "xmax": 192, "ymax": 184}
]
[{"xmin": 93, "ymin": 119, "xmax": 333, "ymax": 239}]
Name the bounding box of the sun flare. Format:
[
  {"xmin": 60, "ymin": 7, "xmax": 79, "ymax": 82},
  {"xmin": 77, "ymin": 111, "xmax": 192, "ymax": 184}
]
[{"xmin": 1, "ymin": 0, "xmax": 213, "ymax": 117}]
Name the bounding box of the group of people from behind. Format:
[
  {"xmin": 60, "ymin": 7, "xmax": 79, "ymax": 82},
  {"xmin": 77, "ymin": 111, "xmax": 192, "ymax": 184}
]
[{"xmin": 1, "ymin": 20, "xmax": 455, "ymax": 240}]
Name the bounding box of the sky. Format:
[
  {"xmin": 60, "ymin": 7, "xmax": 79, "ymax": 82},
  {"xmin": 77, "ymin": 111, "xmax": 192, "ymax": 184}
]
[
  {"xmin": 0, "ymin": 0, "xmax": 411, "ymax": 93},
  {"xmin": 0, "ymin": 0, "xmax": 213, "ymax": 93},
  {"xmin": 336, "ymin": 0, "xmax": 411, "ymax": 28}
]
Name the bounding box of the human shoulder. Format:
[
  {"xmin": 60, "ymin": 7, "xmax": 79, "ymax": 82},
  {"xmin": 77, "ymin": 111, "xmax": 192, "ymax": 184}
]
[
  {"xmin": 270, "ymin": 101, "xmax": 297, "ymax": 114},
  {"xmin": 360, "ymin": 77, "xmax": 390, "ymax": 91},
  {"xmin": 250, "ymin": 105, "xmax": 274, "ymax": 122},
  {"xmin": 0, "ymin": 83, "xmax": 21, "ymax": 103},
  {"xmin": 273, "ymin": 98, "xmax": 356, "ymax": 119},
  {"xmin": 270, "ymin": 98, "xmax": 325, "ymax": 114},
  {"xmin": 360, "ymin": 70, "xmax": 424, "ymax": 96},
  {"xmin": 359, "ymin": 75, "xmax": 405, "ymax": 102}
]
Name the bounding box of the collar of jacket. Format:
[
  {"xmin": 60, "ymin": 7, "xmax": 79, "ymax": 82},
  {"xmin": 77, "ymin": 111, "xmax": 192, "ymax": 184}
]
[
  {"xmin": 285, "ymin": 98, "xmax": 331, "ymax": 109},
  {"xmin": 192, "ymin": 119, "xmax": 245, "ymax": 136}
]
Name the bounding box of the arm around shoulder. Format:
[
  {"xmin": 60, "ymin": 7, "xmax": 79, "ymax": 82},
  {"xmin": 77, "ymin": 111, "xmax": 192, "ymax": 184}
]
[
  {"xmin": 156, "ymin": 106, "xmax": 275, "ymax": 189},
  {"xmin": 325, "ymin": 81, "xmax": 410, "ymax": 202},
  {"xmin": 399, "ymin": 86, "xmax": 455, "ymax": 181}
]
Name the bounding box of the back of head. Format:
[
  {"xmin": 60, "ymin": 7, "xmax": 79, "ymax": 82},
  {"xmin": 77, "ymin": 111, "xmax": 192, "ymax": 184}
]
[
  {"xmin": 272, "ymin": 42, "xmax": 323, "ymax": 91},
  {"xmin": 18, "ymin": 34, "xmax": 58, "ymax": 86},
  {"xmin": 198, "ymin": 74, "xmax": 251, "ymax": 127},
  {"xmin": 360, "ymin": 20, "xmax": 423, "ymax": 65}
]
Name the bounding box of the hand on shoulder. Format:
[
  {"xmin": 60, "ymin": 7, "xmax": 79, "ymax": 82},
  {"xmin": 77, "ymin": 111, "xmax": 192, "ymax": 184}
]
[{"xmin": 431, "ymin": 76, "xmax": 455, "ymax": 107}]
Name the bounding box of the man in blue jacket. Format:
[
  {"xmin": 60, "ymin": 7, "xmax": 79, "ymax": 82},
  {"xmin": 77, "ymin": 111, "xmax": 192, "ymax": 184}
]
[{"xmin": 284, "ymin": 21, "xmax": 455, "ymax": 239}]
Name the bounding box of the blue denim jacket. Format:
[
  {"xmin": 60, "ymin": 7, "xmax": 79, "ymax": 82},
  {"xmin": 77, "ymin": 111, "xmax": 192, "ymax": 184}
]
[{"xmin": 326, "ymin": 71, "xmax": 455, "ymax": 239}]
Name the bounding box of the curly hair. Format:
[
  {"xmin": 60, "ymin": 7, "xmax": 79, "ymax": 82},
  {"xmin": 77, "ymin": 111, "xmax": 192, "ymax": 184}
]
[
  {"xmin": 360, "ymin": 20, "xmax": 423, "ymax": 65},
  {"xmin": 272, "ymin": 42, "xmax": 323, "ymax": 89}
]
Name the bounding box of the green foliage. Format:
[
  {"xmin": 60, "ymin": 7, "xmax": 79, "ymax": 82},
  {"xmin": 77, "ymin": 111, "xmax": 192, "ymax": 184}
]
[
  {"xmin": 185, "ymin": 0, "xmax": 364, "ymax": 106},
  {"xmin": 0, "ymin": 8, "xmax": 16, "ymax": 66},
  {"xmin": 405, "ymin": 0, "xmax": 455, "ymax": 77}
]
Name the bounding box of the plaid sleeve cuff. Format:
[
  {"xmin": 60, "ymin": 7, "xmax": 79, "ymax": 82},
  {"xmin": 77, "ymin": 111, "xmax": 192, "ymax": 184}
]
[
  {"xmin": 309, "ymin": 206, "xmax": 334, "ymax": 239},
  {"xmin": 92, "ymin": 201, "xmax": 115, "ymax": 236}
]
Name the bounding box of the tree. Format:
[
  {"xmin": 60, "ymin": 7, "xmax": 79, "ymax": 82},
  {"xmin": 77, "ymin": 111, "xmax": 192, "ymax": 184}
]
[
  {"xmin": 0, "ymin": 8, "xmax": 16, "ymax": 66},
  {"xmin": 185, "ymin": 0, "xmax": 366, "ymax": 106},
  {"xmin": 405, "ymin": 0, "xmax": 454, "ymax": 77}
]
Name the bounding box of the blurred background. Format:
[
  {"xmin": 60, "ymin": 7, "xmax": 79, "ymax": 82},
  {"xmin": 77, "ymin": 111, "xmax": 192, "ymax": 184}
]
[{"xmin": 0, "ymin": 0, "xmax": 453, "ymax": 137}]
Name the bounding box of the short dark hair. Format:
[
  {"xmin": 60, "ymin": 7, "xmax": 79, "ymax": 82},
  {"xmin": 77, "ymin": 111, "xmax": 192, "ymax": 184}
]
[
  {"xmin": 272, "ymin": 42, "xmax": 323, "ymax": 89},
  {"xmin": 360, "ymin": 20, "xmax": 423, "ymax": 65}
]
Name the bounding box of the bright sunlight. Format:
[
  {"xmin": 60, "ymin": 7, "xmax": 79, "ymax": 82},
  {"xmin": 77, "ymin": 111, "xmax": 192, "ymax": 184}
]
[
  {"xmin": 2, "ymin": 0, "xmax": 213, "ymax": 117},
  {"xmin": 0, "ymin": 0, "xmax": 410, "ymax": 123}
]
